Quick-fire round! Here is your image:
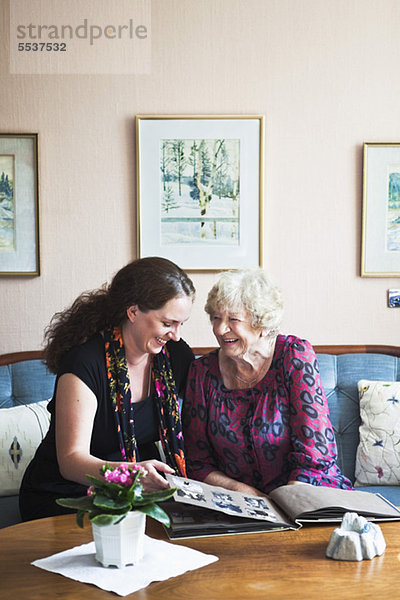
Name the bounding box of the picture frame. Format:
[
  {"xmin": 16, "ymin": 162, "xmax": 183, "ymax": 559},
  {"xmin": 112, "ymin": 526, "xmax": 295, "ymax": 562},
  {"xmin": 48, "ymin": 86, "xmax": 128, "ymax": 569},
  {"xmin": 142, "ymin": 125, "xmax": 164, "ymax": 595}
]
[
  {"xmin": 136, "ymin": 115, "xmax": 264, "ymax": 270},
  {"xmin": 0, "ymin": 133, "xmax": 40, "ymax": 276},
  {"xmin": 361, "ymin": 142, "xmax": 400, "ymax": 277}
]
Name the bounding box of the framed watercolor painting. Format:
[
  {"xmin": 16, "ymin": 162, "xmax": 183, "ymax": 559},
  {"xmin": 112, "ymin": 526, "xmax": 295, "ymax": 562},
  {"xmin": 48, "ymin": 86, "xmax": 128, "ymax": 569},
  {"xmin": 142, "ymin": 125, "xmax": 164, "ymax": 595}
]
[
  {"xmin": 0, "ymin": 133, "xmax": 39, "ymax": 276},
  {"xmin": 136, "ymin": 115, "xmax": 264, "ymax": 270},
  {"xmin": 362, "ymin": 143, "xmax": 400, "ymax": 277}
]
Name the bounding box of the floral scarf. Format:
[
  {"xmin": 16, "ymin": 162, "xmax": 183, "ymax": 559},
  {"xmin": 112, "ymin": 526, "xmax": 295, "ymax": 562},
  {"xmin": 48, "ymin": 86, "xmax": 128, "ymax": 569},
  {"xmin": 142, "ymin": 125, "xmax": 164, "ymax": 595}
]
[{"xmin": 104, "ymin": 326, "xmax": 186, "ymax": 476}]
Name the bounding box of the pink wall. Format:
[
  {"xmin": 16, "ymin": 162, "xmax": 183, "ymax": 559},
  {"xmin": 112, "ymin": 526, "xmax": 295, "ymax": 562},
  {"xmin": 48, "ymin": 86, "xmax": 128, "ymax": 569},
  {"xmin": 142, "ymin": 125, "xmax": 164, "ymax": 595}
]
[{"xmin": 1, "ymin": 0, "xmax": 400, "ymax": 353}]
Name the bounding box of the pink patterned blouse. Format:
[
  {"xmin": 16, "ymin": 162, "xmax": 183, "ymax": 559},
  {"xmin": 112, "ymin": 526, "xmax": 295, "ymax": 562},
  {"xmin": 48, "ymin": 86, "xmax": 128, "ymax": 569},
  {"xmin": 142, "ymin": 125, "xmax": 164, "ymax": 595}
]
[{"xmin": 183, "ymin": 335, "xmax": 353, "ymax": 493}]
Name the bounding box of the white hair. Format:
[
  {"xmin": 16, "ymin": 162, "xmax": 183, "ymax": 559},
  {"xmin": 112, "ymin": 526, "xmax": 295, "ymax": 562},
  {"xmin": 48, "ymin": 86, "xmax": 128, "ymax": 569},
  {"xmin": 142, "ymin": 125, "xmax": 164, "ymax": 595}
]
[{"xmin": 204, "ymin": 268, "xmax": 283, "ymax": 336}]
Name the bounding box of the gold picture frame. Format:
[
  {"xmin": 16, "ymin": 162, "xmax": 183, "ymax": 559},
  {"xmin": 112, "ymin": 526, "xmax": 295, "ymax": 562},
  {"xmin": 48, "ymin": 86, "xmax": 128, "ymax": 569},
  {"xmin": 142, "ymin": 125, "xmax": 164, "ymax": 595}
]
[
  {"xmin": 0, "ymin": 133, "xmax": 40, "ymax": 276},
  {"xmin": 362, "ymin": 142, "xmax": 400, "ymax": 277},
  {"xmin": 136, "ymin": 115, "xmax": 264, "ymax": 271}
]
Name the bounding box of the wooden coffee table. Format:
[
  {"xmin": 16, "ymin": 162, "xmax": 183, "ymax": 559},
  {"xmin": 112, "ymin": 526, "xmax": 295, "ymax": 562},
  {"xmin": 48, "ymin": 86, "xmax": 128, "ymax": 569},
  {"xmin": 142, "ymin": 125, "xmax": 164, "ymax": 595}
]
[{"xmin": 1, "ymin": 514, "xmax": 400, "ymax": 599}]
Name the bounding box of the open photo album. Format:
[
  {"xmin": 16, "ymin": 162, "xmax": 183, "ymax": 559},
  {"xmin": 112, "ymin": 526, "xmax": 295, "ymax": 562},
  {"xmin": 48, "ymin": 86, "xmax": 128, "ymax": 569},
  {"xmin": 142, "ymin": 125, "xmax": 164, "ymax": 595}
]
[{"xmin": 163, "ymin": 474, "xmax": 400, "ymax": 539}]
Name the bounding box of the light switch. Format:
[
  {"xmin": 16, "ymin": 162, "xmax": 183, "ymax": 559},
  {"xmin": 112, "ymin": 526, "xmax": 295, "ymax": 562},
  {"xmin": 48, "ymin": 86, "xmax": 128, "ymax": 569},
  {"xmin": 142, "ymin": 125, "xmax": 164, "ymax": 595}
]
[{"xmin": 388, "ymin": 289, "xmax": 400, "ymax": 307}]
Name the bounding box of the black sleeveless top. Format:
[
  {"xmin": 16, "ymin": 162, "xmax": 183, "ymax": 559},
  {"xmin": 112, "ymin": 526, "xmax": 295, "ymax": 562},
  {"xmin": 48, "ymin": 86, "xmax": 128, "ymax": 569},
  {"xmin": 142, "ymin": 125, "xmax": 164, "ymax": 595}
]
[{"xmin": 19, "ymin": 334, "xmax": 193, "ymax": 521}]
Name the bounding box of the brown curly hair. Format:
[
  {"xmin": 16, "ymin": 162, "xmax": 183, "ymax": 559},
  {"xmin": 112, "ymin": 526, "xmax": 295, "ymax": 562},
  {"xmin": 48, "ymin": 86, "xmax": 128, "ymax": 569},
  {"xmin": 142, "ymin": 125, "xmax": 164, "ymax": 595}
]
[{"xmin": 44, "ymin": 257, "xmax": 195, "ymax": 373}]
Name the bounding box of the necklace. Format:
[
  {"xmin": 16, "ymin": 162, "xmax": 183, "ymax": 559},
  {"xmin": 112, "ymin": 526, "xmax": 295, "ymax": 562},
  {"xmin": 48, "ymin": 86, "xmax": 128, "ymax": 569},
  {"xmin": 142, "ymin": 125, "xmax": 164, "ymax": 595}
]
[
  {"xmin": 233, "ymin": 357, "xmax": 270, "ymax": 386},
  {"xmin": 234, "ymin": 370, "xmax": 263, "ymax": 386}
]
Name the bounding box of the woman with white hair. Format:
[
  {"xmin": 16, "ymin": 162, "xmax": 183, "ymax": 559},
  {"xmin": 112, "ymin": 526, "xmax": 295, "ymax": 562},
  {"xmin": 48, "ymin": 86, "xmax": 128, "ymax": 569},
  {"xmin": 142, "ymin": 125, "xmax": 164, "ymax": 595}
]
[{"xmin": 183, "ymin": 268, "xmax": 352, "ymax": 496}]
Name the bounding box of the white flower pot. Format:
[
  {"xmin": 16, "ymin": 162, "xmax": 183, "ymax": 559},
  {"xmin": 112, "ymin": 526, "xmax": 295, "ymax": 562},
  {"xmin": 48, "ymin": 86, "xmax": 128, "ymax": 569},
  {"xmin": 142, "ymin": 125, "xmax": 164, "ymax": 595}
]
[{"xmin": 92, "ymin": 511, "xmax": 146, "ymax": 568}]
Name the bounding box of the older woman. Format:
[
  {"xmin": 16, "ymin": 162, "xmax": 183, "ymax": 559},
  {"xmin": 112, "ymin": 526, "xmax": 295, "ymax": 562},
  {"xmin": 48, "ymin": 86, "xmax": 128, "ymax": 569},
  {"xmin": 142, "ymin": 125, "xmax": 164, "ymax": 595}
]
[{"xmin": 182, "ymin": 268, "xmax": 352, "ymax": 496}]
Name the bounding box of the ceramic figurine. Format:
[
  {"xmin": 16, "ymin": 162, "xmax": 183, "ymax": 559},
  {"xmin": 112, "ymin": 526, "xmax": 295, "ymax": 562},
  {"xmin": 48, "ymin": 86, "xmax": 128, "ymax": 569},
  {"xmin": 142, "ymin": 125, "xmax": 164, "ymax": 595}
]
[{"xmin": 326, "ymin": 512, "xmax": 386, "ymax": 561}]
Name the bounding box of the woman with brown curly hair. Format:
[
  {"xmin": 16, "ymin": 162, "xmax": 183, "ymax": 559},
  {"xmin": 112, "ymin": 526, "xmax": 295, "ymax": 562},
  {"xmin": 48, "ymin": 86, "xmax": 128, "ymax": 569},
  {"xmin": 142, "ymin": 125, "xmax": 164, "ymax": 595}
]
[{"xmin": 20, "ymin": 257, "xmax": 195, "ymax": 521}]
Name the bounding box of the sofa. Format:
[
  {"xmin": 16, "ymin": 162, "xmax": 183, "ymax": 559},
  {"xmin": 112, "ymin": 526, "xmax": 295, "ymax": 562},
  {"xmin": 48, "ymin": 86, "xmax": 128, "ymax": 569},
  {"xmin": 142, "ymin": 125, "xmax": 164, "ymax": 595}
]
[
  {"xmin": 1, "ymin": 344, "xmax": 400, "ymax": 529},
  {"xmin": 0, "ymin": 351, "xmax": 56, "ymax": 529}
]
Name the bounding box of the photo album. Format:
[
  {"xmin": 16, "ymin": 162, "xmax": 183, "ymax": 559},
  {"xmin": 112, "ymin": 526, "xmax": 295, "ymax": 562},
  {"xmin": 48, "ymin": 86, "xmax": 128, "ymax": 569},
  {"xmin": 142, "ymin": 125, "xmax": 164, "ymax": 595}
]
[{"xmin": 163, "ymin": 474, "xmax": 400, "ymax": 539}]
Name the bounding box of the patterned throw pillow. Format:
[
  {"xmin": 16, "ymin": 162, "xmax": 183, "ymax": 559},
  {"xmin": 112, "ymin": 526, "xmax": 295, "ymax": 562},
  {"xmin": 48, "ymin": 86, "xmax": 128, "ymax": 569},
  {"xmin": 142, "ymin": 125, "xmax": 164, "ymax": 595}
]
[
  {"xmin": 355, "ymin": 380, "xmax": 400, "ymax": 486},
  {"xmin": 0, "ymin": 400, "xmax": 50, "ymax": 496}
]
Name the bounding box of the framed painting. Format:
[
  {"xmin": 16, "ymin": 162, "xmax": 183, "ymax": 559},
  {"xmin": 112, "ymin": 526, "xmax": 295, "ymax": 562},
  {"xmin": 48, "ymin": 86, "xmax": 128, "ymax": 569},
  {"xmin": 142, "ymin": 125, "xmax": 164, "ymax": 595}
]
[
  {"xmin": 0, "ymin": 133, "xmax": 39, "ymax": 276},
  {"xmin": 362, "ymin": 143, "xmax": 400, "ymax": 277},
  {"xmin": 136, "ymin": 115, "xmax": 264, "ymax": 270}
]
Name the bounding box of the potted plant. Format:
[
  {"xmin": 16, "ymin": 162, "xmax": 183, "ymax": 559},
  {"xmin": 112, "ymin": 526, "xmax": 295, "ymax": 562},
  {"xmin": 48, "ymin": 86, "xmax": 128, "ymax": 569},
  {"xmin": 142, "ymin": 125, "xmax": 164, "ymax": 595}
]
[{"xmin": 57, "ymin": 463, "xmax": 176, "ymax": 568}]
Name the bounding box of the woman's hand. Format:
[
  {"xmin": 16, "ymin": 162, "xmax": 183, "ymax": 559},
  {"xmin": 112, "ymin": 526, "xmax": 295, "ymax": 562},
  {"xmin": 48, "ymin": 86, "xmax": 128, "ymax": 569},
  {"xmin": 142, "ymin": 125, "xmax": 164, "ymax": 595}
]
[
  {"xmin": 204, "ymin": 470, "xmax": 266, "ymax": 497},
  {"xmin": 286, "ymin": 480, "xmax": 308, "ymax": 485},
  {"xmin": 230, "ymin": 482, "xmax": 267, "ymax": 497},
  {"xmin": 137, "ymin": 460, "xmax": 175, "ymax": 492}
]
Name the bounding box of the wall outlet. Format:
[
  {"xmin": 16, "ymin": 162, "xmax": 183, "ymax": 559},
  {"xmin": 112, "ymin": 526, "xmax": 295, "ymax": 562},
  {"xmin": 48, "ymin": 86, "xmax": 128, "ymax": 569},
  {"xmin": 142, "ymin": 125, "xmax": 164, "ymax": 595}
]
[{"xmin": 388, "ymin": 289, "xmax": 400, "ymax": 307}]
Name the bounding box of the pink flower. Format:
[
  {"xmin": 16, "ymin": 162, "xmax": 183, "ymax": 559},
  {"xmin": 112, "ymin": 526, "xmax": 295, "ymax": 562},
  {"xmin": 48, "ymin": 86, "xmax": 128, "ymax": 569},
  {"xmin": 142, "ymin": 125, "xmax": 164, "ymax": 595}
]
[
  {"xmin": 101, "ymin": 463, "xmax": 146, "ymax": 487},
  {"xmin": 104, "ymin": 468, "xmax": 124, "ymax": 484},
  {"xmin": 132, "ymin": 464, "xmax": 146, "ymax": 473},
  {"xmin": 102, "ymin": 464, "xmax": 145, "ymax": 486}
]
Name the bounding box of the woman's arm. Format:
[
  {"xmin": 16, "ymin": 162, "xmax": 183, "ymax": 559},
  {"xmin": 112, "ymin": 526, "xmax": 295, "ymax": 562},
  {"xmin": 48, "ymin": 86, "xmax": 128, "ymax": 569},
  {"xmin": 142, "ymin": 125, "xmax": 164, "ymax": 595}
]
[
  {"xmin": 183, "ymin": 358, "xmax": 265, "ymax": 498},
  {"xmin": 284, "ymin": 339, "xmax": 346, "ymax": 485},
  {"xmin": 55, "ymin": 374, "xmax": 173, "ymax": 490},
  {"xmin": 182, "ymin": 360, "xmax": 220, "ymax": 481},
  {"xmin": 183, "ymin": 357, "xmax": 267, "ymax": 497},
  {"xmin": 205, "ymin": 471, "xmax": 265, "ymax": 496}
]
